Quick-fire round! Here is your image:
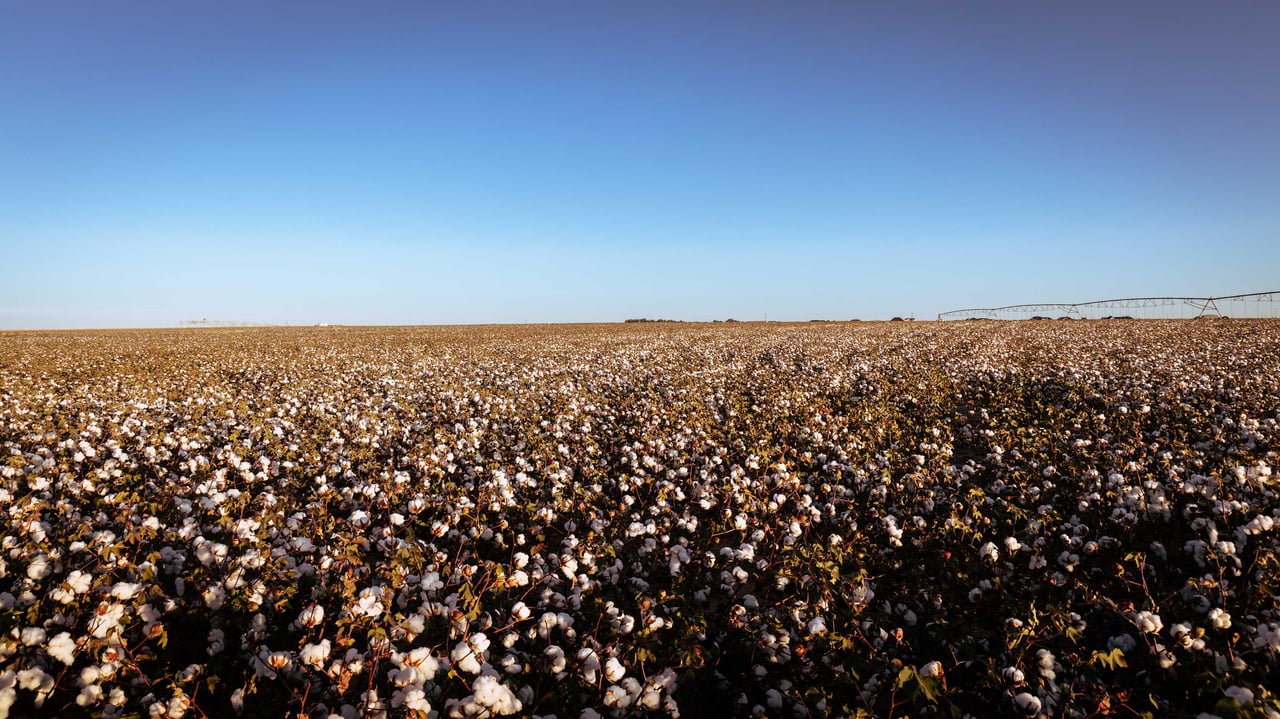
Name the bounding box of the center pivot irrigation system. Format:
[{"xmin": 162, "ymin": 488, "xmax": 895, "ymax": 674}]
[{"xmin": 937, "ymin": 291, "xmax": 1280, "ymax": 321}]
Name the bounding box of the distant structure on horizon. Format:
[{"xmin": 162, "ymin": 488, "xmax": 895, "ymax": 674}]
[
  {"xmin": 937, "ymin": 291, "xmax": 1280, "ymax": 321},
  {"xmin": 180, "ymin": 319, "xmax": 276, "ymax": 327}
]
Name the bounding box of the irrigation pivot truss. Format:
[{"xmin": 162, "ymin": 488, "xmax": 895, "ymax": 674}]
[{"xmin": 937, "ymin": 291, "xmax": 1280, "ymax": 321}]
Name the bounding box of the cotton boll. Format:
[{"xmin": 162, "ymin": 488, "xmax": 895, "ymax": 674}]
[
  {"xmin": 1209, "ymin": 608, "xmax": 1231, "ymax": 630},
  {"xmin": 978, "ymin": 542, "xmax": 999, "ymax": 562},
  {"xmin": 450, "ymin": 640, "xmax": 483, "ymax": 675},
  {"xmin": 301, "ymin": 640, "xmax": 331, "ymax": 668},
  {"xmin": 1013, "ymin": 692, "xmax": 1041, "ymax": 715},
  {"xmin": 603, "ymin": 684, "xmax": 632, "ymax": 709},
  {"xmin": 544, "ymin": 645, "xmax": 567, "ymax": 674},
  {"xmin": 1225, "ymin": 686, "xmax": 1254, "ymax": 705},
  {"xmin": 19, "ymin": 627, "xmax": 46, "ymax": 647},
  {"xmin": 1133, "ymin": 611, "xmax": 1163, "ymax": 634},
  {"xmin": 471, "ymin": 675, "xmax": 522, "ymax": 715},
  {"xmin": 578, "ymin": 648, "xmax": 601, "ymax": 683},
  {"xmin": 604, "ymin": 657, "xmax": 626, "ymax": 682},
  {"xmin": 511, "ymin": 601, "xmax": 531, "ymax": 621},
  {"xmin": 807, "ymin": 616, "xmax": 828, "ymax": 635},
  {"xmin": 110, "ymin": 582, "xmax": 142, "ymax": 600},
  {"xmin": 47, "ymin": 632, "xmax": 77, "ymax": 665},
  {"xmin": 298, "ymin": 605, "xmax": 325, "ymax": 628}
]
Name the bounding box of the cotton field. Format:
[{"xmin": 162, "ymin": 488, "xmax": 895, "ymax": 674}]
[{"xmin": 1, "ymin": 320, "xmax": 1278, "ymax": 719}]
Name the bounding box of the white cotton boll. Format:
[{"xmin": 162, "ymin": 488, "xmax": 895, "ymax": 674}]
[
  {"xmin": 604, "ymin": 657, "xmax": 626, "ymax": 682},
  {"xmin": 471, "ymin": 675, "xmax": 521, "ymax": 715},
  {"xmin": 76, "ymin": 683, "xmax": 103, "ymax": 707},
  {"xmin": 1209, "ymin": 608, "xmax": 1231, "ymax": 629},
  {"xmin": 668, "ymin": 545, "xmax": 690, "ymax": 575},
  {"xmin": 1133, "ymin": 611, "xmax": 1163, "ymax": 634},
  {"xmin": 47, "ymin": 632, "xmax": 76, "ymax": 665},
  {"xmin": 978, "ymin": 542, "xmax": 999, "ymax": 562},
  {"xmin": 1170, "ymin": 623, "xmax": 1193, "ymax": 648},
  {"xmin": 919, "ymin": 661, "xmax": 943, "ymax": 678},
  {"xmin": 1002, "ymin": 667, "xmax": 1025, "ymax": 684},
  {"xmin": 451, "ymin": 641, "xmax": 482, "ymax": 675},
  {"xmin": 544, "ymin": 645, "xmax": 567, "ymax": 673},
  {"xmin": 26, "ymin": 555, "xmax": 52, "ymax": 580},
  {"xmin": 66, "ymin": 570, "xmax": 93, "ymax": 595},
  {"xmin": 298, "ymin": 605, "xmax": 325, "ymax": 628},
  {"xmin": 511, "ymin": 601, "xmax": 531, "ymax": 621},
  {"xmin": 207, "ymin": 628, "xmax": 226, "ymax": 656},
  {"xmin": 88, "ymin": 604, "xmax": 125, "ymax": 639},
  {"xmin": 300, "ymin": 640, "xmax": 331, "ymax": 668},
  {"xmin": 404, "ymin": 646, "xmax": 431, "ymax": 667},
  {"xmin": 807, "ymin": 616, "xmax": 828, "ymax": 635},
  {"xmin": 537, "ymin": 612, "xmax": 559, "ymax": 638},
  {"xmin": 17, "ymin": 667, "xmax": 53, "ymax": 707},
  {"xmin": 603, "ymin": 684, "xmax": 632, "ymax": 708},
  {"xmin": 353, "ymin": 589, "xmax": 384, "ymax": 618},
  {"xmin": 20, "ymin": 627, "xmax": 46, "ymax": 647},
  {"xmin": 395, "ymin": 687, "xmax": 430, "ymax": 713},
  {"xmin": 1253, "ymin": 623, "xmax": 1280, "ymax": 653},
  {"xmin": 616, "ymin": 615, "xmax": 636, "ymax": 634},
  {"xmin": 1226, "ymin": 686, "xmax": 1254, "ymax": 705},
  {"xmin": 578, "ymin": 648, "xmax": 601, "ymax": 683},
  {"xmin": 0, "ymin": 672, "xmax": 17, "ymax": 718},
  {"xmin": 203, "ymin": 586, "xmax": 225, "ymax": 611},
  {"xmin": 1014, "ymin": 692, "xmax": 1041, "ymax": 715},
  {"xmin": 110, "ymin": 582, "xmax": 142, "ymax": 600},
  {"xmin": 388, "ymin": 666, "xmax": 416, "ymax": 687},
  {"xmin": 1037, "ymin": 649, "xmax": 1056, "ymax": 680},
  {"xmin": 421, "ymin": 572, "xmax": 444, "ymax": 593},
  {"xmin": 497, "ymin": 653, "xmax": 522, "ymax": 675},
  {"xmin": 139, "ymin": 604, "xmax": 162, "ymax": 628},
  {"xmin": 267, "ymin": 651, "xmax": 292, "ymax": 671}
]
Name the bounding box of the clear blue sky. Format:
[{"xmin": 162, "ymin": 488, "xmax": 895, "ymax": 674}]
[{"xmin": 2, "ymin": 2, "xmax": 1277, "ymax": 327}]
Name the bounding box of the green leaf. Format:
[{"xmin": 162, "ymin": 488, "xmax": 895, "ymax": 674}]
[{"xmin": 1214, "ymin": 698, "xmax": 1241, "ymax": 718}]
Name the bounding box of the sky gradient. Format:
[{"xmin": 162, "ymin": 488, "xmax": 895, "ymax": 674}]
[{"xmin": 3, "ymin": 2, "xmax": 1278, "ymax": 327}]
